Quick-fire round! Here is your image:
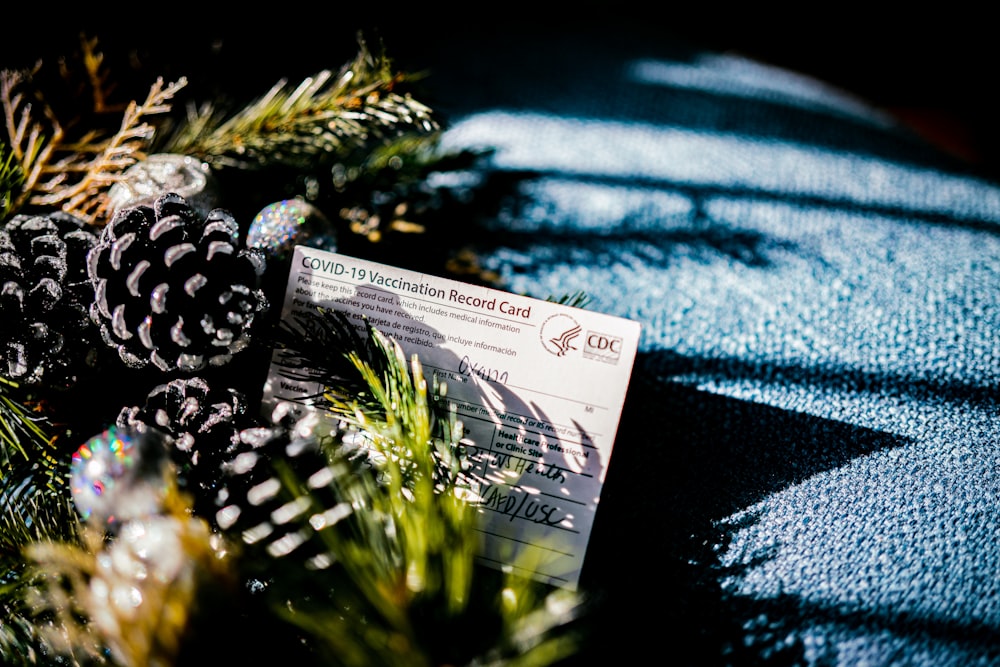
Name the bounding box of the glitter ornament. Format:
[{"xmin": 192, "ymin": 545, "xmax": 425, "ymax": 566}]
[
  {"xmin": 245, "ymin": 199, "xmax": 337, "ymax": 261},
  {"xmin": 106, "ymin": 154, "xmax": 219, "ymax": 219},
  {"xmin": 70, "ymin": 425, "xmax": 173, "ymax": 526}
]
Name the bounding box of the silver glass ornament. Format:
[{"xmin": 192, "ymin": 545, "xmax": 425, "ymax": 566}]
[
  {"xmin": 106, "ymin": 154, "xmax": 219, "ymax": 219},
  {"xmin": 69, "ymin": 425, "xmax": 173, "ymax": 527},
  {"xmin": 245, "ymin": 199, "xmax": 337, "ymax": 261}
]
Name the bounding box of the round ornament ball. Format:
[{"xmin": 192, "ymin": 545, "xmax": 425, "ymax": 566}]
[
  {"xmin": 106, "ymin": 154, "xmax": 219, "ymax": 219},
  {"xmin": 245, "ymin": 199, "xmax": 337, "ymax": 261},
  {"xmin": 70, "ymin": 425, "xmax": 174, "ymax": 527}
]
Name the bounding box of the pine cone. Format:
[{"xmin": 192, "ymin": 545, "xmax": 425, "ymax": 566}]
[
  {"xmin": 214, "ymin": 408, "xmax": 351, "ymax": 567},
  {"xmin": 0, "ymin": 211, "xmax": 101, "ymax": 387},
  {"xmin": 117, "ymin": 376, "xmax": 255, "ymax": 518},
  {"xmin": 87, "ymin": 193, "xmax": 268, "ymax": 372}
]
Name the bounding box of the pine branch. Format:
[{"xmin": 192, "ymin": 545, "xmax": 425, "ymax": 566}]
[
  {"xmin": 1, "ymin": 66, "xmax": 62, "ymax": 217},
  {"xmin": 0, "ymin": 141, "xmax": 23, "ymax": 222},
  {"xmin": 273, "ymin": 306, "xmax": 464, "ymax": 471},
  {"xmin": 0, "ymin": 377, "xmax": 55, "ymax": 478},
  {"xmin": 548, "ymin": 290, "xmax": 591, "ymax": 309},
  {"xmin": 0, "ymin": 442, "xmax": 81, "ymax": 665},
  {"xmin": 0, "ymin": 584, "xmax": 44, "ymax": 667},
  {"xmin": 159, "ymin": 35, "xmax": 439, "ymax": 172},
  {"xmin": 266, "ymin": 305, "xmax": 584, "ymax": 666},
  {"xmin": 0, "ymin": 462, "xmax": 77, "ymax": 555},
  {"xmin": 272, "ymin": 305, "xmax": 394, "ymax": 418},
  {"xmin": 79, "ymin": 33, "xmax": 123, "ymax": 115},
  {"xmin": 31, "ymin": 76, "xmax": 187, "ymax": 224},
  {"xmin": 1, "ymin": 34, "xmax": 185, "ymax": 225}
]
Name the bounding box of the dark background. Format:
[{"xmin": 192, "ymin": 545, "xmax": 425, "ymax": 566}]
[{"xmin": 2, "ymin": 8, "xmax": 996, "ymax": 180}]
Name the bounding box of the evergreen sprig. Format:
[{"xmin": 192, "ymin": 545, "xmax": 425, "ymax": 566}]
[
  {"xmin": 0, "ymin": 378, "xmax": 78, "ymax": 666},
  {"xmin": 0, "ymin": 66, "xmax": 54, "ymax": 222},
  {"xmin": 272, "ymin": 306, "xmax": 468, "ymax": 494},
  {"xmin": 0, "ymin": 461, "xmax": 82, "ymax": 666},
  {"xmin": 0, "ymin": 35, "xmax": 185, "ymax": 226},
  {"xmin": 0, "ymin": 142, "xmax": 23, "ymax": 220},
  {"xmin": 31, "ymin": 76, "xmax": 188, "ymax": 224},
  {"xmin": 0, "ymin": 377, "xmax": 54, "ymax": 478},
  {"xmin": 158, "ymin": 35, "xmax": 439, "ymax": 173},
  {"xmin": 272, "ymin": 308, "xmax": 451, "ymax": 435},
  {"xmin": 0, "ymin": 410, "xmax": 79, "ymax": 666},
  {"xmin": 272, "ymin": 305, "xmax": 385, "ymax": 415},
  {"xmin": 1, "ymin": 33, "xmax": 441, "ymax": 230},
  {"xmin": 548, "ymin": 291, "xmax": 590, "ymax": 309},
  {"xmin": 265, "ymin": 307, "xmax": 584, "ymax": 666}
]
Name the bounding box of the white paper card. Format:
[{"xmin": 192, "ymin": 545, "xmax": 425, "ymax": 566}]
[{"xmin": 262, "ymin": 246, "xmax": 641, "ymax": 589}]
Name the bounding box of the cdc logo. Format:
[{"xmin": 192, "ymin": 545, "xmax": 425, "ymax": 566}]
[
  {"xmin": 540, "ymin": 313, "xmax": 582, "ymax": 357},
  {"xmin": 583, "ymin": 331, "xmax": 623, "ymax": 364}
]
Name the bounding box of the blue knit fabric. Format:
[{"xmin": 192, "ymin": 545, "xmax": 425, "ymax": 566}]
[{"xmin": 415, "ymin": 27, "xmax": 1000, "ymax": 666}]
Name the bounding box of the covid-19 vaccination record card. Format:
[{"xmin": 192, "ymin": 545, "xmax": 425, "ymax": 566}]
[{"xmin": 262, "ymin": 246, "xmax": 641, "ymax": 590}]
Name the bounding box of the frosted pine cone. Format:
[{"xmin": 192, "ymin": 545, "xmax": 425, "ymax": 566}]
[
  {"xmin": 117, "ymin": 376, "xmax": 254, "ymax": 516},
  {"xmin": 214, "ymin": 406, "xmax": 351, "ymax": 566},
  {"xmin": 87, "ymin": 193, "xmax": 268, "ymax": 372},
  {"xmin": 0, "ymin": 211, "xmax": 101, "ymax": 386}
]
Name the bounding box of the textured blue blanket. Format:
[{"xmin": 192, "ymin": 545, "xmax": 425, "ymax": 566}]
[{"xmin": 410, "ymin": 25, "xmax": 1000, "ymax": 666}]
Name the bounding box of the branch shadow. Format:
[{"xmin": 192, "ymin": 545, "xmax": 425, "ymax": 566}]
[
  {"xmin": 345, "ymin": 158, "xmax": 1000, "ymax": 288},
  {"xmin": 466, "ymin": 168, "xmax": 1000, "ymax": 242},
  {"xmin": 721, "ymin": 589, "xmax": 1000, "ymax": 666},
  {"xmin": 561, "ymin": 353, "xmax": 913, "ymax": 664}
]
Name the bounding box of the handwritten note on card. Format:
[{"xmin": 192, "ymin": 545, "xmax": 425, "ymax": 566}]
[{"xmin": 262, "ymin": 246, "xmax": 641, "ymax": 589}]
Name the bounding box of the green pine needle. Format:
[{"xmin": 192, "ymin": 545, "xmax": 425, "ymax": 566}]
[
  {"xmin": 267, "ymin": 306, "xmax": 585, "ymax": 666},
  {"xmin": 0, "ymin": 142, "xmax": 23, "ymax": 224},
  {"xmin": 0, "ymin": 378, "xmax": 56, "ymax": 480},
  {"xmin": 158, "ymin": 36, "xmax": 439, "ymax": 173},
  {"xmin": 547, "ymin": 291, "xmax": 590, "ymax": 309},
  {"xmin": 0, "ymin": 566, "xmax": 48, "ymax": 667},
  {"xmin": 0, "ymin": 459, "xmax": 82, "ymax": 665},
  {"xmin": 272, "ymin": 305, "xmax": 388, "ymax": 416}
]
